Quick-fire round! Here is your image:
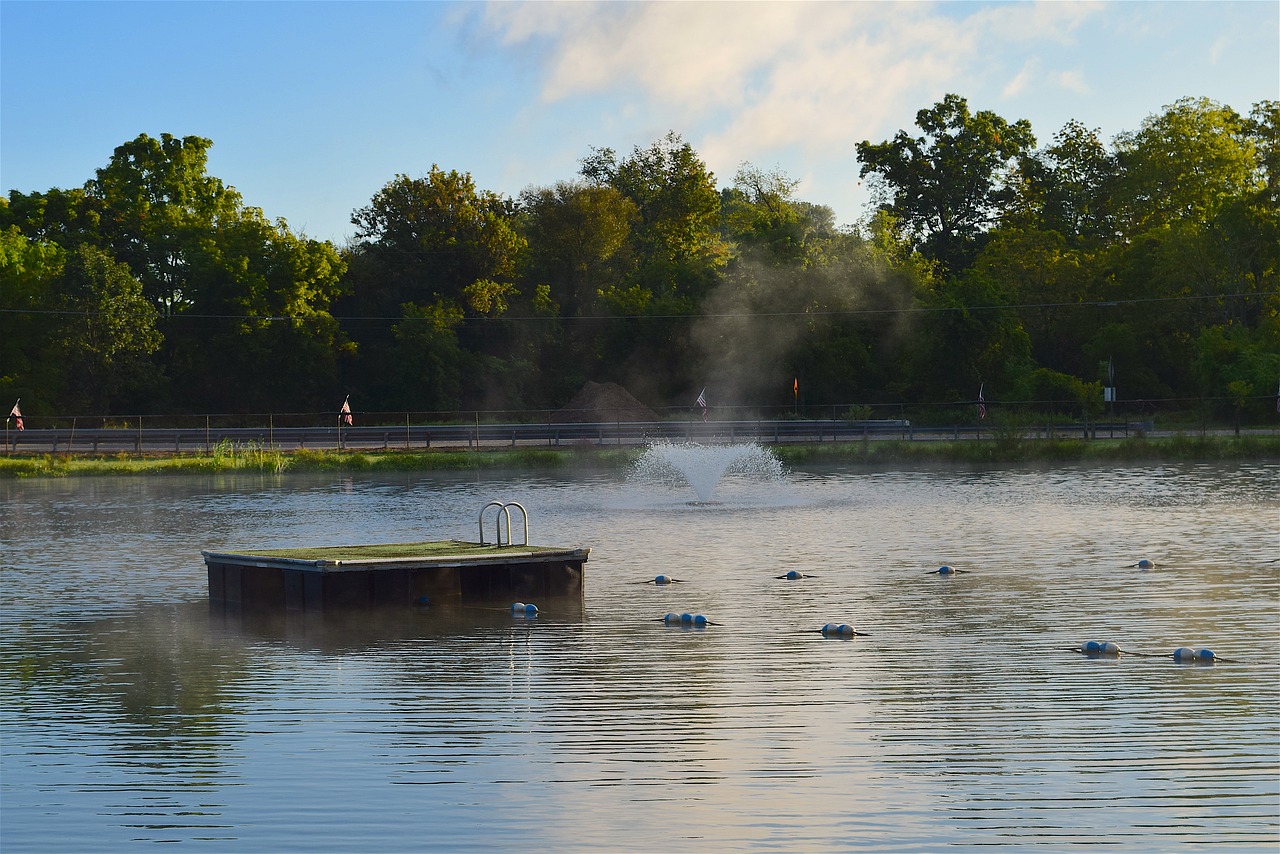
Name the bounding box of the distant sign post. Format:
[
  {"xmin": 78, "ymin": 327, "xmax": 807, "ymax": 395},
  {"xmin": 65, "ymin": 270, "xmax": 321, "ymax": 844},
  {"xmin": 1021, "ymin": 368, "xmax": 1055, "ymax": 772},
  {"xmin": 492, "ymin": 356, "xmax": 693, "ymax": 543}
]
[{"xmin": 1105, "ymin": 357, "xmax": 1116, "ymax": 437}]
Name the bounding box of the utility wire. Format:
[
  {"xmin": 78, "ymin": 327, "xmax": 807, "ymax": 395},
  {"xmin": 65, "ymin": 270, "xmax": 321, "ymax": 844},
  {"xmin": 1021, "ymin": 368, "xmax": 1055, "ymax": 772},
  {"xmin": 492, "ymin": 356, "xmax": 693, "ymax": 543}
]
[{"xmin": 0, "ymin": 291, "xmax": 1268, "ymax": 324}]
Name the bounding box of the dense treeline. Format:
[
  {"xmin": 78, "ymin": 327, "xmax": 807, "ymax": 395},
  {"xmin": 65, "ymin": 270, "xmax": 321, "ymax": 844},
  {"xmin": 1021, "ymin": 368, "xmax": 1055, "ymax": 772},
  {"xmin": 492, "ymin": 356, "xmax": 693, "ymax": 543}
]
[{"xmin": 2, "ymin": 95, "xmax": 1277, "ymax": 425}]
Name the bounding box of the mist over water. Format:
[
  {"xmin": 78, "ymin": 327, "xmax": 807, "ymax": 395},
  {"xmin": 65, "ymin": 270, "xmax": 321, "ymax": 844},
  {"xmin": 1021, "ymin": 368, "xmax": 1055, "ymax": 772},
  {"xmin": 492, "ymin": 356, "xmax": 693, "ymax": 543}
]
[
  {"xmin": 690, "ymin": 250, "xmax": 915, "ymax": 406},
  {"xmin": 2, "ymin": 462, "xmax": 1278, "ymax": 851}
]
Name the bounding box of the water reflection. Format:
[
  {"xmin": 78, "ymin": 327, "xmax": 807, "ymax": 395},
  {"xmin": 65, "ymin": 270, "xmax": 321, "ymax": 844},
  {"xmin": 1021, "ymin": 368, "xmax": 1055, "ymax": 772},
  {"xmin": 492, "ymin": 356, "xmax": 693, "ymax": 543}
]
[{"xmin": 2, "ymin": 462, "xmax": 1278, "ymax": 850}]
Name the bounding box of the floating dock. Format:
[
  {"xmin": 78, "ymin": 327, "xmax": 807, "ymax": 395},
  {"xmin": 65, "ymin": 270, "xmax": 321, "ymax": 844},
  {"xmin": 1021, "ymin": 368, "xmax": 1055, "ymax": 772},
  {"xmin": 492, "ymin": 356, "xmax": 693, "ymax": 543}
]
[{"xmin": 203, "ymin": 540, "xmax": 589, "ymax": 613}]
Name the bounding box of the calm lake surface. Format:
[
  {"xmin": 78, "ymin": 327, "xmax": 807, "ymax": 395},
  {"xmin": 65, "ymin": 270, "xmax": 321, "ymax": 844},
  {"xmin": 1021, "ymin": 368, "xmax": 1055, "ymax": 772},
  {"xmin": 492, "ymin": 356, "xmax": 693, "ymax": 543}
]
[{"xmin": 2, "ymin": 458, "xmax": 1278, "ymax": 851}]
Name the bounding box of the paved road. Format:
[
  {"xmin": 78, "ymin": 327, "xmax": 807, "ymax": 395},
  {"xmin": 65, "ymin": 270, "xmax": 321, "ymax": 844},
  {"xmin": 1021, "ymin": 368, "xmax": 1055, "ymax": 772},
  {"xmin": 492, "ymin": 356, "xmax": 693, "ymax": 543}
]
[{"xmin": 1, "ymin": 418, "xmax": 1165, "ymax": 456}]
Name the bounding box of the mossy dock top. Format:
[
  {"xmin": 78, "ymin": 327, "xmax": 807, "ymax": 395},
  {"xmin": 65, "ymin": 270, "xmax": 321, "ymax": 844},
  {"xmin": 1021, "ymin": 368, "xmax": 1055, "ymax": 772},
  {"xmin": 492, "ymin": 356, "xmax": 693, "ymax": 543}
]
[{"xmin": 202, "ymin": 540, "xmax": 590, "ymax": 572}]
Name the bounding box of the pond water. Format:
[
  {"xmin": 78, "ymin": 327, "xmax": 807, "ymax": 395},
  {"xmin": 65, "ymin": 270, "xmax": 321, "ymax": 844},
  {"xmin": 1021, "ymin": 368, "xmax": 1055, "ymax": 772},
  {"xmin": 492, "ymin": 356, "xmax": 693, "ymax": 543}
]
[{"xmin": 2, "ymin": 459, "xmax": 1278, "ymax": 851}]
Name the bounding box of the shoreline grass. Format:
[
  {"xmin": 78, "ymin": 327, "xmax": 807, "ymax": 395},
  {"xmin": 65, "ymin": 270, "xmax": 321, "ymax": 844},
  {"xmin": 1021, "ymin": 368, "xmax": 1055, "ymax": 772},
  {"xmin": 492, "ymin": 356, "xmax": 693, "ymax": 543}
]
[{"xmin": 2, "ymin": 433, "xmax": 1277, "ymax": 478}]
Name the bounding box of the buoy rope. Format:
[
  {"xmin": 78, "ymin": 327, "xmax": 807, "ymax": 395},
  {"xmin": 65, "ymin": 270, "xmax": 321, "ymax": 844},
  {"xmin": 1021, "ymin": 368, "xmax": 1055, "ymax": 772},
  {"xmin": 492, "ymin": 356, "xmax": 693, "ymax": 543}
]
[{"xmin": 1070, "ymin": 645, "xmax": 1235, "ymax": 663}]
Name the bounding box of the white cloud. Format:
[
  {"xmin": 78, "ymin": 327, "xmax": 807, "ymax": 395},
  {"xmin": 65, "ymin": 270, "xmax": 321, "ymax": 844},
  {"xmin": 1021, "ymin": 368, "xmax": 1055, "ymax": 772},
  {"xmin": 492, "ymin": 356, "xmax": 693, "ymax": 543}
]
[
  {"xmin": 481, "ymin": 1, "xmax": 1103, "ymax": 162},
  {"xmin": 1003, "ymin": 60, "xmax": 1039, "ymax": 98},
  {"xmin": 1054, "ymin": 70, "xmax": 1091, "ymax": 96},
  {"xmin": 474, "ymin": 0, "xmax": 1120, "ymax": 223},
  {"xmin": 1208, "ymin": 34, "xmax": 1229, "ymax": 65}
]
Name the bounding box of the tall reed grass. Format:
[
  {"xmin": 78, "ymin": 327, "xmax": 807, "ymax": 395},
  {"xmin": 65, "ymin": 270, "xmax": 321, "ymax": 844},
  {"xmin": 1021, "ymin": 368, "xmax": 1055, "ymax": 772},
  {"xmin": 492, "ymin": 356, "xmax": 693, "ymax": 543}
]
[{"xmin": 1, "ymin": 434, "xmax": 1275, "ymax": 478}]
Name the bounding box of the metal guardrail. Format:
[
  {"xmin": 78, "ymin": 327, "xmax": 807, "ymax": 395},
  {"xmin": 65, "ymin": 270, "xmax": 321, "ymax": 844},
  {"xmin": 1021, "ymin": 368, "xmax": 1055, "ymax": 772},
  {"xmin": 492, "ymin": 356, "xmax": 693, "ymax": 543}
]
[{"xmin": 2, "ymin": 419, "xmax": 1157, "ymax": 455}]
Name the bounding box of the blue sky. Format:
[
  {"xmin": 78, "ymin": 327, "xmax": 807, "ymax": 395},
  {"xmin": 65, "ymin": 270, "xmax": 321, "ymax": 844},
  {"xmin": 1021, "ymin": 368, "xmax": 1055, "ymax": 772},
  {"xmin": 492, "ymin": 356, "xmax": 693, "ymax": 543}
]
[{"xmin": 2, "ymin": 1, "xmax": 1276, "ymax": 246}]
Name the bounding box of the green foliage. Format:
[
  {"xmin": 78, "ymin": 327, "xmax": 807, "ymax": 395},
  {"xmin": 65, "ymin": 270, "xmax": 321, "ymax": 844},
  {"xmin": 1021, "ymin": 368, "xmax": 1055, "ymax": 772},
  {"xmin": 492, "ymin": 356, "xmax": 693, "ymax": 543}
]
[
  {"xmin": 1112, "ymin": 97, "xmax": 1260, "ymax": 234},
  {"xmin": 856, "ymin": 93, "xmax": 1036, "ymax": 272},
  {"xmin": 517, "ymin": 181, "xmax": 636, "ymax": 317},
  {"xmin": 0, "ymin": 228, "xmax": 65, "ymax": 407},
  {"xmin": 1, "ymin": 95, "xmax": 1276, "ymax": 429},
  {"xmin": 342, "ymin": 166, "xmax": 528, "ymax": 411},
  {"xmin": 54, "ymin": 245, "xmax": 163, "ymax": 412}
]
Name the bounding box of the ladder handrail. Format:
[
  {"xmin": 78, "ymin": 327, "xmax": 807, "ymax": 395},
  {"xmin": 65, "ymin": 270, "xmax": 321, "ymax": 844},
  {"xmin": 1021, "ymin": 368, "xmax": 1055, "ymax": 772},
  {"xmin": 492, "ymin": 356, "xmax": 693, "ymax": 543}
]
[{"xmin": 478, "ymin": 500, "xmax": 529, "ymax": 546}]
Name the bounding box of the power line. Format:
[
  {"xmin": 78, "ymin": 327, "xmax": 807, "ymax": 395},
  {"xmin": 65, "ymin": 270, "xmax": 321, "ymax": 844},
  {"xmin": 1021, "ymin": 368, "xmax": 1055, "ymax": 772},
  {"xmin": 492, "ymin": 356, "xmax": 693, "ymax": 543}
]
[{"xmin": 0, "ymin": 291, "xmax": 1268, "ymax": 324}]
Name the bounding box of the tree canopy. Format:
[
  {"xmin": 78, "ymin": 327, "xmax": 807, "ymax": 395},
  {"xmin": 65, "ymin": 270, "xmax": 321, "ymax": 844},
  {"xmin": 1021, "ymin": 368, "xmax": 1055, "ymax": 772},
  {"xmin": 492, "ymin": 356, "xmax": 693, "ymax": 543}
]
[{"xmin": 3, "ymin": 97, "xmax": 1276, "ymax": 425}]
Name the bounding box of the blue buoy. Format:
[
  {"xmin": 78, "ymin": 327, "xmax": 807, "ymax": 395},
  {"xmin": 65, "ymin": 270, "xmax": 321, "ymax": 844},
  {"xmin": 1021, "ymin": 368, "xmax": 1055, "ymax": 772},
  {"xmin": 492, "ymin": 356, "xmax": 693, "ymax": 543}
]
[
  {"xmin": 524, "ymin": 603, "xmax": 538, "ymax": 615},
  {"xmin": 1135, "ymin": 559, "xmax": 1155, "ymax": 569},
  {"xmin": 654, "ymin": 574, "xmax": 670, "ymax": 585},
  {"xmin": 416, "ymin": 596, "xmax": 431, "ymax": 606},
  {"xmin": 1172, "ymin": 647, "xmax": 1197, "ymax": 662},
  {"xmin": 664, "ymin": 612, "xmax": 709, "ymax": 627},
  {"xmin": 1082, "ymin": 640, "xmax": 1104, "ymax": 654},
  {"xmin": 937, "ymin": 565, "xmax": 955, "ymax": 575},
  {"xmin": 785, "ymin": 570, "xmax": 802, "ymax": 580},
  {"xmin": 1101, "ymin": 641, "xmax": 1120, "ymax": 655},
  {"xmin": 511, "ymin": 602, "xmax": 525, "ymax": 612},
  {"xmin": 821, "ymin": 623, "xmax": 856, "ymax": 637},
  {"xmin": 1196, "ymin": 648, "xmax": 1215, "ymax": 661}
]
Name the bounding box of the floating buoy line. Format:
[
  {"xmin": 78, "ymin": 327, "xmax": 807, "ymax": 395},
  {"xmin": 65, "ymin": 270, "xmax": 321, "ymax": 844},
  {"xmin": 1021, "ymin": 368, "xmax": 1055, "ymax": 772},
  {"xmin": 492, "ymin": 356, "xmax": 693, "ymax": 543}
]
[
  {"xmin": 659, "ymin": 612, "xmax": 718, "ymax": 627},
  {"xmin": 1072, "ymin": 641, "xmax": 1231, "ymax": 662},
  {"xmin": 482, "ymin": 567, "xmax": 1234, "ymax": 662},
  {"xmin": 818, "ymin": 623, "xmax": 867, "ymax": 637}
]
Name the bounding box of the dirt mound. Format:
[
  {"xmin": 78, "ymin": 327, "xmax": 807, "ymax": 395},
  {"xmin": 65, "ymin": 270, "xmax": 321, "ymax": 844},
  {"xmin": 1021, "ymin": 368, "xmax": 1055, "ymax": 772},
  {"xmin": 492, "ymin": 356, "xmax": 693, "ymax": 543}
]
[{"xmin": 552, "ymin": 381, "xmax": 660, "ymax": 423}]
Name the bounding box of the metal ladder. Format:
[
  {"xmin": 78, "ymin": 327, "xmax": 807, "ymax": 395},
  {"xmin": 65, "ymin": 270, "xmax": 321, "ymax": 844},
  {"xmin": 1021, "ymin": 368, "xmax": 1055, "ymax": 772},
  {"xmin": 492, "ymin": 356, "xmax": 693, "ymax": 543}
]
[{"xmin": 479, "ymin": 501, "xmax": 529, "ymax": 546}]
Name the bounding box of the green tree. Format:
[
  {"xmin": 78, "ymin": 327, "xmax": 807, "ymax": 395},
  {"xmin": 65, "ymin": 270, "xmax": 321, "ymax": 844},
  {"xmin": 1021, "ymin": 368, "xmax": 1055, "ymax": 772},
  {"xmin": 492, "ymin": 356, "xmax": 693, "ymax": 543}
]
[
  {"xmin": 515, "ymin": 181, "xmax": 639, "ymax": 403},
  {"xmin": 721, "ymin": 164, "xmax": 808, "ymax": 265},
  {"xmin": 578, "ymin": 133, "xmax": 725, "ymax": 400},
  {"xmin": 350, "ymin": 168, "xmax": 524, "ymax": 317},
  {"xmin": 6, "ymin": 134, "xmax": 353, "ymax": 414},
  {"xmin": 902, "ymin": 268, "xmax": 1035, "ymax": 407},
  {"xmin": 517, "ymin": 181, "xmax": 636, "ymax": 318},
  {"xmin": 856, "ymin": 94, "xmax": 1036, "ymax": 273},
  {"xmin": 344, "ymin": 167, "xmax": 527, "ymax": 410},
  {"xmin": 1012, "ymin": 120, "xmax": 1115, "ymax": 242},
  {"xmin": 1112, "ymin": 97, "xmax": 1260, "ymax": 233},
  {"xmin": 388, "ymin": 299, "xmax": 467, "ymax": 413},
  {"xmin": 86, "ymin": 134, "xmax": 244, "ymax": 313},
  {"xmin": 49, "ymin": 245, "xmax": 163, "ymax": 413},
  {"xmin": 970, "ymin": 226, "xmax": 1095, "ymax": 376},
  {"xmin": 1, "ymin": 186, "xmax": 102, "ymax": 247},
  {"xmin": 581, "ymin": 132, "xmax": 725, "ymax": 302},
  {"xmin": 167, "ymin": 211, "xmax": 350, "ymax": 413},
  {"xmin": 0, "ymin": 226, "xmax": 66, "ymax": 411}
]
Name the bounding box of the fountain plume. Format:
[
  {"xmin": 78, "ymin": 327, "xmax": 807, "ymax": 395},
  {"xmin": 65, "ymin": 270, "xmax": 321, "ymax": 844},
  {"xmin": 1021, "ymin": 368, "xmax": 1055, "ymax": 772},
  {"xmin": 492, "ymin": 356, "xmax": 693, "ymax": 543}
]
[{"xmin": 630, "ymin": 441, "xmax": 784, "ymax": 503}]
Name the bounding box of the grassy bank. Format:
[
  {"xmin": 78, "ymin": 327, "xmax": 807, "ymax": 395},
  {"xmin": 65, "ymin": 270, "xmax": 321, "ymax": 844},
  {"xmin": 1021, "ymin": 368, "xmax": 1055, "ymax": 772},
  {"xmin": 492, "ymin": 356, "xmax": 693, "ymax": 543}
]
[
  {"xmin": 769, "ymin": 432, "xmax": 1280, "ymax": 467},
  {"xmin": 0, "ymin": 444, "xmax": 635, "ymax": 478},
  {"xmin": 2, "ymin": 434, "xmax": 1277, "ymax": 478}
]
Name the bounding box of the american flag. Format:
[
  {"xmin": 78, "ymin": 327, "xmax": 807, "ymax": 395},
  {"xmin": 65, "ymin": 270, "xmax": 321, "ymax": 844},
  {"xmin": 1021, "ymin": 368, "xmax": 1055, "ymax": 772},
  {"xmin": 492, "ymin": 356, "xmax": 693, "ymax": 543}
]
[
  {"xmin": 977, "ymin": 384, "xmax": 987, "ymax": 420},
  {"xmin": 8, "ymin": 400, "xmax": 22, "ymax": 431},
  {"xmin": 340, "ymin": 396, "xmax": 353, "ymax": 426}
]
